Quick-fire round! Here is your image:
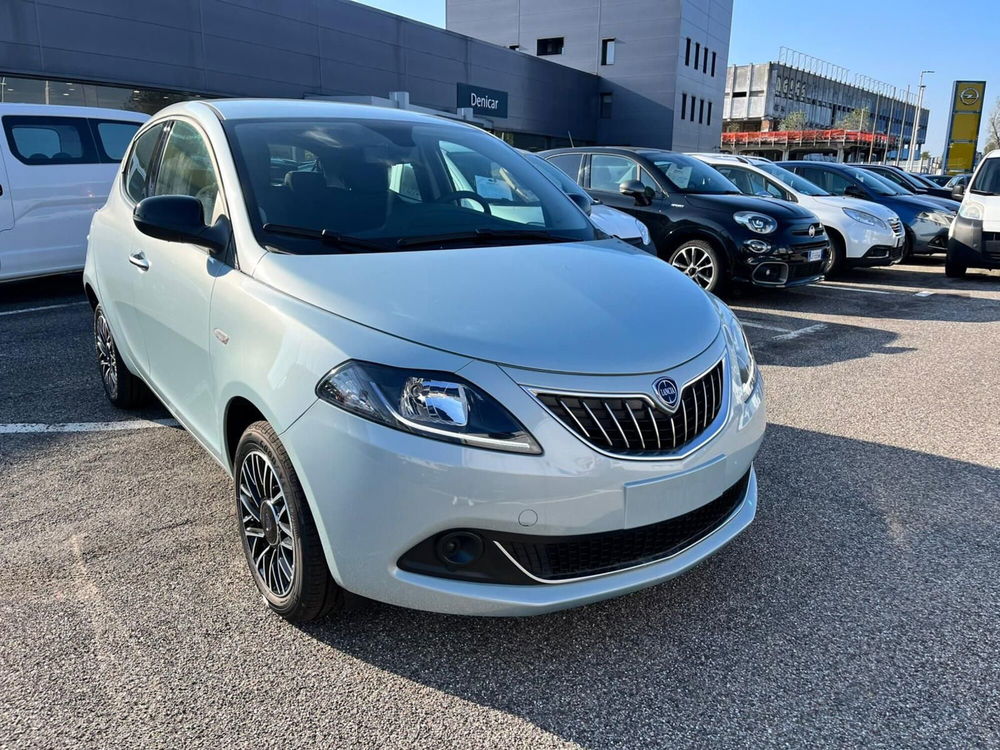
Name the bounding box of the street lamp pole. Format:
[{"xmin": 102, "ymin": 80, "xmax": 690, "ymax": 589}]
[{"xmin": 907, "ymin": 70, "xmax": 933, "ymax": 172}]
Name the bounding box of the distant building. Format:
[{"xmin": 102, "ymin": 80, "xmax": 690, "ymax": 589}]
[
  {"xmin": 722, "ymin": 58, "xmax": 930, "ymax": 161},
  {"xmin": 446, "ymin": 0, "xmax": 733, "ymax": 151}
]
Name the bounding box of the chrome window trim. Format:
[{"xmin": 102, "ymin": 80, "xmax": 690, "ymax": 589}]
[{"xmin": 523, "ymin": 357, "xmax": 729, "ymax": 462}]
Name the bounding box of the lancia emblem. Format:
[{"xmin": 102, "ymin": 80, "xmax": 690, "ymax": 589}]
[{"xmin": 653, "ymin": 377, "xmax": 680, "ymax": 411}]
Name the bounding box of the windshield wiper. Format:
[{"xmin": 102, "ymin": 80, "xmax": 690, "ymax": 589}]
[
  {"xmin": 396, "ymin": 228, "xmax": 578, "ymax": 249},
  {"xmin": 262, "ymin": 223, "xmax": 388, "ymax": 253}
]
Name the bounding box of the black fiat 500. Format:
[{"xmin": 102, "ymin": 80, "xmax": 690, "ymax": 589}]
[{"xmin": 540, "ymin": 147, "xmax": 829, "ymax": 292}]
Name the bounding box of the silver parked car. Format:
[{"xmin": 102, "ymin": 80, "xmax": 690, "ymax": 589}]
[{"xmin": 84, "ymin": 99, "xmax": 765, "ymax": 622}]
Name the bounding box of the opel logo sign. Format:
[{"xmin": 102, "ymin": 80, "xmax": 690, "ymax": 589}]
[
  {"xmin": 960, "ymin": 87, "xmax": 981, "ymax": 106},
  {"xmin": 653, "ymin": 377, "xmax": 680, "ymax": 411}
]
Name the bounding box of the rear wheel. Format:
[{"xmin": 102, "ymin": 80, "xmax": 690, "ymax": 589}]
[
  {"xmin": 945, "ymin": 252, "xmax": 967, "ymax": 278},
  {"xmin": 94, "ymin": 304, "xmax": 147, "ymax": 408},
  {"xmin": 235, "ymin": 421, "xmax": 344, "ymax": 622},
  {"xmin": 668, "ymin": 240, "xmax": 726, "ymax": 293}
]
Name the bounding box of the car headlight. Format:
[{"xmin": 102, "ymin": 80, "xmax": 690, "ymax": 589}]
[
  {"xmin": 843, "ymin": 208, "xmax": 888, "ymax": 229},
  {"xmin": 734, "ymin": 211, "xmax": 778, "ymax": 234},
  {"xmin": 709, "ymin": 297, "xmax": 757, "ymax": 403},
  {"xmin": 919, "ymin": 210, "xmax": 956, "ymax": 227},
  {"xmin": 958, "ymin": 201, "xmax": 985, "ymax": 220},
  {"xmin": 637, "ymin": 220, "xmax": 651, "ymax": 246},
  {"xmin": 316, "ymin": 361, "xmax": 541, "ymax": 454}
]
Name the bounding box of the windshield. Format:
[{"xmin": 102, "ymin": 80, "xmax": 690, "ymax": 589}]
[
  {"xmin": 522, "ymin": 152, "xmax": 591, "ymax": 202},
  {"xmin": 970, "ymin": 160, "xmax": 1000, "ymax": 196},
  {"xmin": 646, "ymin": 152, "xmax": 741, "ymax": 194},
  {"xmin": 844, "ymin": 166, "xmax": 902, "ymax": 196},
  {"xmin": 755, "ymin": 162, "xmax": 829, "ymax": 196},
  {"xmin": 225, "ymin": 117, "xmax": 597, "ymax": 254}
]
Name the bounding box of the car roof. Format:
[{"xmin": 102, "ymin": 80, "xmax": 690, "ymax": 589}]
[
  {"xmin": 150, "ymin": 98, "xmax": 476, "ymax": 128},
  {"xmin": 542, "ymin": 146, "xmax": 678, "ymax": 158},
  {"xmin": 777, "ymin": 160, "xmax": 850, "ymax": 170},
  {"xmin": 0, "ymin": 102, "xmax": 149, "ymax": 121}
]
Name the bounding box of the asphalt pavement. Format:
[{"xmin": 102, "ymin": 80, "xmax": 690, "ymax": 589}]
[{"xmin": 1, "ymin": 259, "xmax": 998, "ymax": 749}]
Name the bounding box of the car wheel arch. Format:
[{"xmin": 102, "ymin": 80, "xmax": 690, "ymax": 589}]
[
  {"xmin": 662, "ymin": 227, "xmax": 731, "ymax": 269},
  {"xmin": 224, "ymin": 396, "xmax": 268, "ymax": 471}
]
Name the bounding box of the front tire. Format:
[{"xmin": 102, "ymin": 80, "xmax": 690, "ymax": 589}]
[
  {"xmin": 824, "ymin": 232, "xmax": 846, "ymax": 276},
  {"xmin": 945, "ymin": 252, "xmax": 967, "ymax": 278},
  {"xmin": 94, "ymin": 304, "xmax": 147, "ymax": 408},
  {"xmin": 668, "ymin": 239, "xmax": 726, "ymax": 293},
  {"xmin": 235, "ymin": 421, "xmax": 344, "ymax": 623}
]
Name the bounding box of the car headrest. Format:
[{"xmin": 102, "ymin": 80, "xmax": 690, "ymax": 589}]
[
  {"xmin": 347, "ymin": 162, "xmax": 388, "ymax": 193},
  {"xmin": 283, "ymin": 171, "xmax": 327, "ymax": 193}
]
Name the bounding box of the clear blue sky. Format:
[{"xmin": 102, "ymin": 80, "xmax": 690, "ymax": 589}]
[{"xmin": 355, "ymin": 0, "xmax": 1000, "ymax": 155}]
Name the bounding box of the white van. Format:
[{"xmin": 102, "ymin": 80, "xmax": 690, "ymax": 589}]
[
  {"xmin": 0, "ymin": 104, "xmax": 148, "ymax": 283},
  {"xmin": 947, "ymin": 149, "xmax": 1000, "ymax": 277}
]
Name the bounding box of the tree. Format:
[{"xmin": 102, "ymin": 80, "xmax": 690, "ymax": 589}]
[
  {"xmin": 984, "ymin": 97, "xmax": 1000, "ymax": 153},
  {"xmin": 836, "ymin": 107, "xmax": 870, "ymax": 131},
  {"xmin": 781, "ymin": 110, "xmax": 808, "ymax": 131}
]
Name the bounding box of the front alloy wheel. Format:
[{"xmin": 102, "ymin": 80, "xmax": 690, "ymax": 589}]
[
  {"xmin": 669, "ymin": 240, "xmax": 722, "ymax": 291},
  {"xmin": 235, "ymin": 421, "xmax": 344, "ymax": 622}
]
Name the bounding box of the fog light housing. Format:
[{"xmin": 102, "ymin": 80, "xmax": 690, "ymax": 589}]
[
  {"xmin": 744, "ymin": 239, "xmax": 771, "ymax": 254},
  {"xmin": 436, "ymin": 532, "xmax": 485, "ymax": 567}
]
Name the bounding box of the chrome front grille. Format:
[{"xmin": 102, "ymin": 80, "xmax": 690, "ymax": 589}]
[
  {"xmin": 534, "ymin": 361, "xmax": 725, "ymax": 458},
  {"xmin": 889, "ymin": 218, "xmax": 904, "ymax": 237}
]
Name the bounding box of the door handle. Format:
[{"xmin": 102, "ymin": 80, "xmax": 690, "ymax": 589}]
[{"xmin": 128, "ymin": 251, "xmax": 150, "ymax": 271}]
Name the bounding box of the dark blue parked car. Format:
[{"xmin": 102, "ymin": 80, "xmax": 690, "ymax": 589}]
[{"xmin": 778, "ymin": 161, "xmax": 957, "ymax": 258}]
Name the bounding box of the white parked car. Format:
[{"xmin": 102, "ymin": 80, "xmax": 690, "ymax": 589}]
[
  {"xmin": 85, "ymin": 100, "xmax": 764, "ymax": 622},
  {"xmin": 0, "ymin": 104, "xmax": 147, "ymax": 282},
  {"xmin": 692, "ymin": 154, "xmax": 905, "ymax": 273},
  {"xmin": 521, "ymin": 150, "xmax": 653, "ymax": 252},
  {"xmin": 947, "ymin": 148, "xmax": 1000, "ymax": 277}
]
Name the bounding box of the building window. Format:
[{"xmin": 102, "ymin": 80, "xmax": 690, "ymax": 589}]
[
  {"xmin": 685, "ymin": 38, "xmax": 691, "ymax": 66},
  {"xmin": 707, "ymin": 101, "xmax": 713, "ymax": 126},
  {"xmin": 711, "ymin": 51, "xmax": 717, "ymax": 77},
  {"xmin": 681, "ymin": 93, "xmax": 687, "ymax": 120},
  {"xmin": 600, "ymin": 92, "xmax": 613, "ymax": 119},
  {"xmin": 601, "ymin": 38, "xmax": 615, "ymax": 65},
  {"xmin": 537, "ymin": 37, "xmax": 564, "ymax": 56},
  {"xmin": 703, "ymin": 48, "xmax": 709, "ymax": 74},
  {"xmin": 699, "ymin": 99, "xmax": 705, "ymax": 124},
  {"xmin": 694, "ymin": 42, "xmax": 700, "ymax": 69}
]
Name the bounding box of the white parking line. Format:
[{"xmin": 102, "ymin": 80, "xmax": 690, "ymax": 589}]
[
  {"xmin": 739, "ymin": 320, "xmax": 793, "ymax": 333},
  {"xmin": 0, "ymin": 301, "xmax": 89, "ymax": 317},
  {"xmin": 0, "ymin": 418, "xmax": 180, "ymax": 434},
  {"xmin": 814, "ymin": 282, "xmax": 896, "ymax": 295},
  {"xmin": 770, "ymin": 323, "xmax": 828, "ymax": 341}
]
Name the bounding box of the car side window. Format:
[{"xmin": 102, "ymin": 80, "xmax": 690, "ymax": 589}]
[
  {"xmin": 546, "ymin": 153, "xmax": 583, "ymax": 182},
  {"xmin": 822, "ymin": 170, "xmax": 853, "ymax": 196},
  {"xmin": 590, "ymin": 154, "xmax": 655, "ymax": 193},
  {"xmin": 152, "ymin": 121, "xmax": 223, "ymax": 223},
  {"xmin": 2, "ymin": 115, "xmax": 98, "ymax": 165},
  {"xmin": 123, "ymin": 122, "xmax": 166, "ymax": 203},
  {"xmin": 716, "ymin": 166, "xmax": 756, "ymax": 194}
]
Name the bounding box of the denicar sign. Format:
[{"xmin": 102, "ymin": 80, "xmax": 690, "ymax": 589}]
[{"xmin": 457, "ymin": 83, "xmax": 509, "ymax": 118}]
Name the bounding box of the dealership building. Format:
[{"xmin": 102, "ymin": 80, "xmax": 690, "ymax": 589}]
[{"xmin": 0, "ymin": 0, "xmax": 731, "ymax": 152}]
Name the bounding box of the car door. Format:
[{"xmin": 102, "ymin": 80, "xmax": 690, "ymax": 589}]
[
  {"xmin": 95, "ymin": 120, "xmax": 167, "ymax": 375},
  {"xmin": 131, "ymin": 118, "xmax": 230, "ymax": 447},
  {"xmin": 0, "ymin": 143, "xmax": 13, "ymax": 231}
]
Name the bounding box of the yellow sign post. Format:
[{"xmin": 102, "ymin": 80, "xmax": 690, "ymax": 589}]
[{"xmin": 942, "ymin": 80, "xmax": 987, "ymax": 174}]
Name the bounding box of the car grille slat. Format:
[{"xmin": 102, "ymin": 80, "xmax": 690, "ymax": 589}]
[
  {"xmin": 500, "ymin": 470, "xmax": 751, "ymax": 580},
  {"xmin": 536, "ymin": 361, "xmax": 725, "ymax": 458}
]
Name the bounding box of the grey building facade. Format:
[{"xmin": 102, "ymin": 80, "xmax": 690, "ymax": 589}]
[
  {"xmin": 723, "ymin": 61, "xmax": 930, "ymax": 159},
  {"xmin": 446, "ymin": 0, "xmax": 733, "ymax": 152},
  {"xmin": 0, "ymin": 0, "xmax": 600, "ymax": 148}
]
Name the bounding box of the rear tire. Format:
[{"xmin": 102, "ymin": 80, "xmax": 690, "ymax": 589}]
[
  {"xmin": 667, "ymin": 239, "xmax": 727, "ymax": 293},
  {"xmin": 945, "ymin": 252, "xmax": 967, "ymax": 278},
  {"xmin": 235, "ymin": 421, "xmax": 344, "ymax": 623},
  {"xmin": 94, "ymin": 304, "xmax": 147, "ymax": 409}
]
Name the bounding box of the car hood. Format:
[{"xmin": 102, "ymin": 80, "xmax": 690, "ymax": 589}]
[
  {"xmin": 252, "ymin": 240, "xmax": 720, "ymax": 375},
  {"xmin": 589, "ymin": 203, "xmax": 643, "ymax": 239},
  {"xmin": 685, "ymin": 192, "xmax": 816, "ymax": 219},
  {"xmin": 812, "ymin": 195, "xmax": 900, "ymax": 221}
]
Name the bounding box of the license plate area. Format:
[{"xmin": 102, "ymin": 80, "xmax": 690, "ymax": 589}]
[
  {"xmin": 623, "ymin": 455, "xmax": 731, "ymax": 529},
  {"xmin": 808, "ymin": 249, "xmax": 823, "ymax": 261}
]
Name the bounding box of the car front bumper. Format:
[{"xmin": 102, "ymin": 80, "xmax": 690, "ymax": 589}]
[
  {"xmin": 278, "ymin": 341, "xmax": 766, "ymax": 616},
  {"xmin": 948, "ymin": 216, "xmax": 1000, "ymax": 269}
]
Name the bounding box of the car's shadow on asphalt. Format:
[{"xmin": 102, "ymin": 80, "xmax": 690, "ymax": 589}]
[
  {"xmin": 0, "ymin": 272, "xmax": 85, "ymax": 310},
  {"xmin": 296, "ymin": 424, "xmax": 999, "ymax": 748}
]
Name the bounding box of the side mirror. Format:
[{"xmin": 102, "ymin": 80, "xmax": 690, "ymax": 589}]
[
  {"xmin": 844, "ymin": 184, "xmax": 868, "ymax": 200},
  {"xmin": 951, "ymin": 183, "xmax": 966, "ymax": 201},
  {"xmin": 566, "ymin": 190, "xmax": 593, "ymax": 215},
  {"xmin": 133, "ymin": 195, "xmax": 228, "ymax": 254},
  {"xmin": 619, "ymin": 179, "xmax": 654, "ymax": 206}
]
